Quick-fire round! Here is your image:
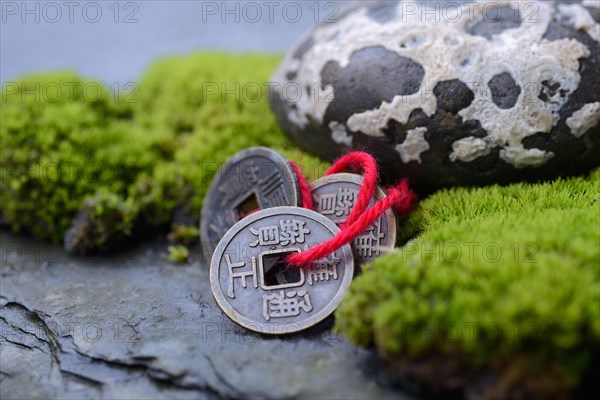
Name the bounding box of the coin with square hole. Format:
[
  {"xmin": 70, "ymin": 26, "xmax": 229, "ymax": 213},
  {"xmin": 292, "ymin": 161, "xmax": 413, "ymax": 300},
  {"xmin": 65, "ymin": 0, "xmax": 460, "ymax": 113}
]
[
  {"xmin": 310, "ymin": 173, "xmax": 397, "ymax": 264},
  {"xmin": 210, "ymin": 206, "xmax": 354, "ymax": 335},
  {"xmin": 201, "ymin": 147, "xmax": 300, "ymax": 257}
]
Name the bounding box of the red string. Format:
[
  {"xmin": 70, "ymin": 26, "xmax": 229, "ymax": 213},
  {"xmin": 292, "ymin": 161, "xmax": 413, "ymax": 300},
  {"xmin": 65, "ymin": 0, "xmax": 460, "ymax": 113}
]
[
  {"xmin": 239, "ymin": 152, "xmax": 417, "ymax": 269},
  {"xmin": 324, "ymin": 152, "xmax": 378, "ymax": 227},
  {"xmin": 289, "ymin": 161, "xmax": 313, "ymax": 210},
  {"xmin": 287, "ymin": 179, "xmax": 416, "ymax": 268}
]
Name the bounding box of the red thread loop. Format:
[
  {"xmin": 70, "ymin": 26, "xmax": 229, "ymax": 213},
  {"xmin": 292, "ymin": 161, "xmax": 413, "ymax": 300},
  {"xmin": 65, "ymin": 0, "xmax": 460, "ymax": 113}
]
[
  {"xmin": 287, "ymin": 179, "xmax": 416, "ymax": 268},
  {"xmin": 324, "ymin": 152, "xmax": 378, "ymax": 227},
  {"xmin": 241, "ymin": 152, "xmax": 417, "ymax": 269},
  {"xmin": 286, "ymin": 151, "xmax": 417, "ymax": 268}
]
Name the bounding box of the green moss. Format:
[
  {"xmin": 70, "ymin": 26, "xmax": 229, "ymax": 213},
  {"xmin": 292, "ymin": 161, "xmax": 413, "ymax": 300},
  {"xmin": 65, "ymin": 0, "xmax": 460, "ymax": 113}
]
[
  {"xmin": 131, "ymin": 53, "xmax": 327, "ymax": 220},
  {"xmin": 336, "ymin": 170, "xmax": 600, "ymax": 397},
  {"xmin": 168, "ymin": 225, "xmax": 200, "ymax": 244},
  {"xmin": 399, "ymin": 168, "xmax": 600, "ymax": 241},
  {"xmin": 64, "ymin": 189, "xmax": 140, "ymax": 254},
  {"xmin": 0, "ymin": 72, "xmax": 155, "ymax": 244},
  {"xmin": 167, "ymin": 245, "xmax": 190, "ymax": 264},
  {"xmin": 1, "ymin": 54, "xmax": 328, "ymax": 252}
]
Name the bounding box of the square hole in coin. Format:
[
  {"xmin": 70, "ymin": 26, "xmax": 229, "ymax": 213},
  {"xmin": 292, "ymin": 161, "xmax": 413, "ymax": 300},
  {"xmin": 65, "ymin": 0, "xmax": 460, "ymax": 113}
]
[
  {"xmin": 234, "ymin": 192, "xmax": 259, "ymax": 221},
  {"xmin": 262, "ymin": 250, "xmax": 302, "ymax": 287}
]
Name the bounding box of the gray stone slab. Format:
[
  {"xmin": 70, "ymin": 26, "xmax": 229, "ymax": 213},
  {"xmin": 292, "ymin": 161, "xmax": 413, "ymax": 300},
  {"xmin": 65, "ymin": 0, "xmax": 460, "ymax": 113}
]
[{"xmin": 0, "ymin": 231, "xmax": 413, "ymax": 399}]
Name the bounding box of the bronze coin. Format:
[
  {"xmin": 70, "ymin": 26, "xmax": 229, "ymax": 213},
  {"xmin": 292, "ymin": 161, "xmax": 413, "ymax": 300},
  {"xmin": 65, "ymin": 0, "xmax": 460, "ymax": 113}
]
[
  {"xmin": 210, "ymin": 206, "xmax": 354, "ymax": 335},
  {"xmin": 201, "ymin": 147, "xmax": 300, "ymax": 256}
]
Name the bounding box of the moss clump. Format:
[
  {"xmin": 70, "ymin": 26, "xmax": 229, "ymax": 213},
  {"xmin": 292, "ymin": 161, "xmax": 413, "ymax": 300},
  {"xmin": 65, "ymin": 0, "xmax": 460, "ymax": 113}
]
[
  {"xmin": 0, "ymin": 72, "xmax": 151, "ymax": 244},
  {"xmin": 64, "ymin": 190, "xmax": 140, "ymax": 254},
  {"xmin": 1, "ymin": 54, "xmax": 328, "ymax": 253},
  {"xmin": 336, "ymin": 170, "xmax": 600, "ymax": 399},
  {"xmin": 167, "ymin": 245, "xmax": 190, "ymax": 264},
  {"xmin": 167, "ymin": 225, "xmax": 200, "ymax": 244}
]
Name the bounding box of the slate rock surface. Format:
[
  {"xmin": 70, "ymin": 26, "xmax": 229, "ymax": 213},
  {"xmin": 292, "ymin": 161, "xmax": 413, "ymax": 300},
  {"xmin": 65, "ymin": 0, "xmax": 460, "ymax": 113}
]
[
  {"xmin": 0, "ymin": 231, "xmax": 412, "ymax": 399},
  {"xmin": 270, "ymin": 0, "xmax": 600, "ymax": 189}
]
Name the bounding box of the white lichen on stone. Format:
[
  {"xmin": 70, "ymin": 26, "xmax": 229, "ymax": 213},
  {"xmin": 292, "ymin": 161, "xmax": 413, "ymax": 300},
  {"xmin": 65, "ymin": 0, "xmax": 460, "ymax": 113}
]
[
  {"xmin": 556, "ymin": 3, "xmax": 600, "ymax": 42},
  {"xmin": 347, "ymin": 92, "xmax": 434, "ymax": 137},
  {"xmin": 500, "ymin": 147, "xmax": 554, "ymax": 168},
  {"xmin": 450, "ymin": 137, "xmax": 491, "ymax": 162},
  {"xmin": 395, "ymin": 127, "xmax": 430, "ymax": 164},
  {"xmin": 272, "ymin": 0, "xmax": 593, "ymax": 168},
  {"xmin": 329, "ymin": 121, "xmax": 353, "ymax": 146},
  {"xmin": 567, "ymin": 102, "xmax": 600, "ymax": 137}
]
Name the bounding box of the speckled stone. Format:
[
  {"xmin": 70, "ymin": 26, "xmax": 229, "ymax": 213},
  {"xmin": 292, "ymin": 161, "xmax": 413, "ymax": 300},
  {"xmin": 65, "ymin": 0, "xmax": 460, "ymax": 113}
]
[{"xmin": 270, "ymin": 0, "xmax": 600, "ymax": 189}]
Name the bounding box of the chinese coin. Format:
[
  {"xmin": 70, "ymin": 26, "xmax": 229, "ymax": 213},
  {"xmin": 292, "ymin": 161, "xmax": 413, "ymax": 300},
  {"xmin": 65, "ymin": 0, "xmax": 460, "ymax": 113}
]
[
  {"xmin": 310, "ymin": 173, "xmax": 397, "ymax": 264},
  {"xmin": 201, "ymin": 147, "xmax": 300, "ymax": 255},
  {"xmin": 210, "ymin": 206, "xmax": 354, "ymax": 335}
]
